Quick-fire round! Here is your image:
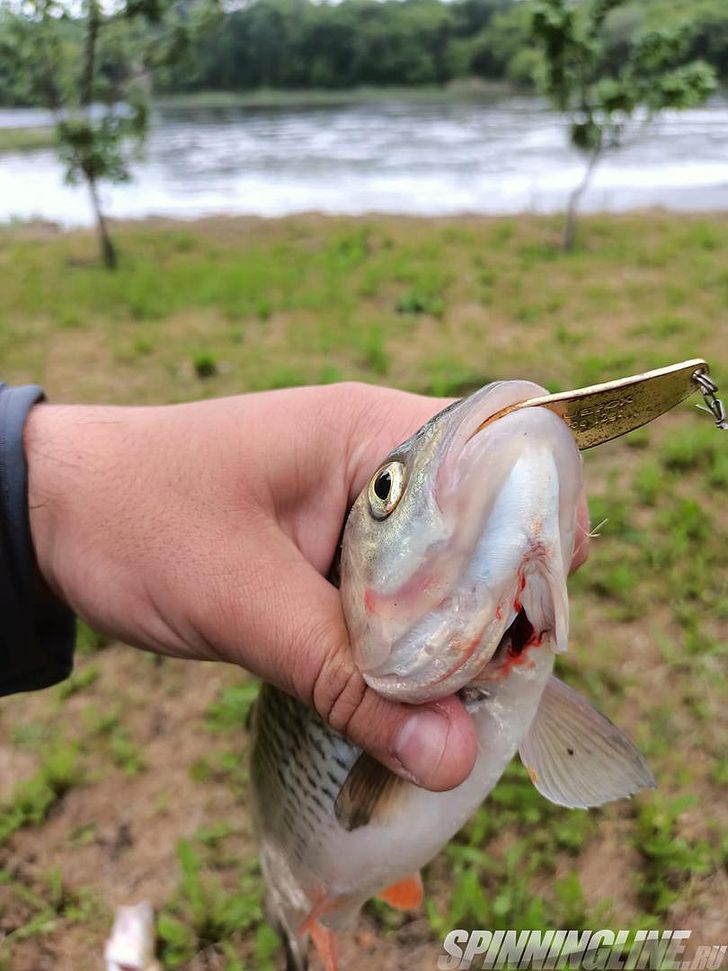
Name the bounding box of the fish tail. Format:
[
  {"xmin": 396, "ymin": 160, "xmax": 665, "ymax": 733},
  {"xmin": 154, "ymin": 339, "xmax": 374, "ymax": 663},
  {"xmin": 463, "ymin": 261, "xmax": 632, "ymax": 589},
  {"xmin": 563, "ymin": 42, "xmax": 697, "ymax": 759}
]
[
  {"xmin": 280, "ymin": 924, "xmax": 308, "ymax": 971},
  {"xmin": 264, "ymin": 894, "xmax": 309, "ymax": 971}
]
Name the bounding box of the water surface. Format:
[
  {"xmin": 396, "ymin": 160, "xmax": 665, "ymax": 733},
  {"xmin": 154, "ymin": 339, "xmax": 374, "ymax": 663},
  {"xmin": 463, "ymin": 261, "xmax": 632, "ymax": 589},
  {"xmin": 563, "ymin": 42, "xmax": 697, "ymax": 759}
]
[{"xmin": 1, "ymin": 96, "xmax": 727, "ymax": 226}]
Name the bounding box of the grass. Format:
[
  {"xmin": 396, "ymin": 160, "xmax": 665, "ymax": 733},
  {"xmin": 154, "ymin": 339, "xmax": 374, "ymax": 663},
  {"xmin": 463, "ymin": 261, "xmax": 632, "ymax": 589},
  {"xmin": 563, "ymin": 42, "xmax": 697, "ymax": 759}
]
[
  {"xmin": 633, "ymin": 794, "xmax": 714, "ymax": 916},
  {"xmin": 158, "ymin": 840, "xmax": 272, "ymax": 968},
  {"xmin": 0, "ymin": 867, "xmax": 104, "ymax": 968},
  {"xmin": 0, "ymin": 127, "xmax": 55, "ymax": 153},
  {"xmin": 0, "ymin": 211, "xmax": 725, "ymax": 968},
  {"xmin": 0, "ymin": 746, "xmax": 82, "ymax": 845},
  {"xmin": 204, "ymin": 681, "xmax": 259, "ymax": 732}
]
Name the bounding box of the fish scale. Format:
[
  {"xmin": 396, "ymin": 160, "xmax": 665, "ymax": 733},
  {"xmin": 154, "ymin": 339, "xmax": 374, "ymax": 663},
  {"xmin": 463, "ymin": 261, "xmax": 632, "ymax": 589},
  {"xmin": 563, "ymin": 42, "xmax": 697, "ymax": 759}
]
[{"xmin": 251, "ymin": 684, "xmax": 358, "ymax": 873}]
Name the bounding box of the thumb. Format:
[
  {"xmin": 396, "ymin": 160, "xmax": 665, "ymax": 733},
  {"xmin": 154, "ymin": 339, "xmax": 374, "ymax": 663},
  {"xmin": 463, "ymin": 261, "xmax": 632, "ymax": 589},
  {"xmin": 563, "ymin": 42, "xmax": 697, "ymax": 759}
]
[
  {"xmin": 220, "ymin": 531, "xmax": 478, "ymax": 792},
  {"xmin": 301, "ymin": 580, "xmax": 478, "ymax": 792}
]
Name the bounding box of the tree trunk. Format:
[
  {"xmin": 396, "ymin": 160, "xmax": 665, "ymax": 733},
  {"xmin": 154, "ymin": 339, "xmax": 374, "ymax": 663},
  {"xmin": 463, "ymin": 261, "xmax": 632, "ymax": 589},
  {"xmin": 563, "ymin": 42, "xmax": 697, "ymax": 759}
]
[
  {"xmin": 80, "ymin": 0, "xmax": 116, "ymax": 268},
  {"xmin": 563, "ymin": 145, "xmax": 602, "ymax": 251},
  {"xmin": 87, "ymin": 177, "xmax": 117, "ymax": 270},
  {"xmin": 82, "ymin": 0, "xmax": 100, "ymax": 109}
]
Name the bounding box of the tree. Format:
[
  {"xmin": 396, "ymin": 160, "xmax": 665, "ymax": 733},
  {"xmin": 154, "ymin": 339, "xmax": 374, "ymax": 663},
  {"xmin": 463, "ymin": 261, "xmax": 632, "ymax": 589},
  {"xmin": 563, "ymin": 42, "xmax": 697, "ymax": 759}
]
[
  {"xmin": 3, "ymin": 0, "xmax": 216, "ymax": 268},
  {"xmin": 531, "ymin": 0, "xmax": 717, "ymax": 249}
]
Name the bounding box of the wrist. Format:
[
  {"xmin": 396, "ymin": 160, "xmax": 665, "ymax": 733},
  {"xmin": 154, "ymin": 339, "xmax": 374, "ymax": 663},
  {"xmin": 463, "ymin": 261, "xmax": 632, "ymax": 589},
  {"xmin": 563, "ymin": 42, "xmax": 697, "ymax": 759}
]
[{"xmin": 25, "ymin": 403, "xmax": 80, "ymax": 605}]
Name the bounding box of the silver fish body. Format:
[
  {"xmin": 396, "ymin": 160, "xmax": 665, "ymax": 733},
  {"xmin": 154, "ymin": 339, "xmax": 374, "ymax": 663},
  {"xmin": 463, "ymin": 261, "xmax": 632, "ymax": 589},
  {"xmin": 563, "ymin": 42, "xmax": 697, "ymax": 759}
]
[{"xmin": 251, "ymin": 643, "xmax": 553, "ymax": 955}]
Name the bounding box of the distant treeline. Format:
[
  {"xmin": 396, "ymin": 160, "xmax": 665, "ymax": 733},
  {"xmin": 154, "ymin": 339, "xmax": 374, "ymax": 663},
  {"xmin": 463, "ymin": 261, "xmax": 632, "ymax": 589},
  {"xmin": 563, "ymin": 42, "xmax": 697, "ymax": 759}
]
[
  {"xmin": 160, "ymin": 0, "xmax": 728, "ymax": 93},
  {"xmin": 1, "ymin": 0, "xmax": 727, "ymax": 106},
  {"xmin": 175, "ymin": 0, "xmax": 537, "ymax": 90}
]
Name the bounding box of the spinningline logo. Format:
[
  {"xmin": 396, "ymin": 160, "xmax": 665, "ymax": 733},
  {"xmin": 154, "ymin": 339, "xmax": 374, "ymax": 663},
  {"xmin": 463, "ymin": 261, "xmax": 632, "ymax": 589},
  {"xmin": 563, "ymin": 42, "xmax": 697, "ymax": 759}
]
[{"xmin": 437, "ymin": 929, "xmax": 728, "ymax": 971}]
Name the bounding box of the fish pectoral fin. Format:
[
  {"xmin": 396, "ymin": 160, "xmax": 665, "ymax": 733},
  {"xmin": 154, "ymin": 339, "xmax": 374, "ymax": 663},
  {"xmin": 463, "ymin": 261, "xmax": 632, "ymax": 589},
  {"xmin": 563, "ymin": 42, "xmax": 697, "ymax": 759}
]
[
  {"xmin": 334, "ymin": 752, "xmax": 411, "ymax": 832},
  {"xmin": 518, "ymin": 674, "xmax": 656, "ymax": 809},
  {"xmin": 375, "ymin": 872, "xmax": 423, "ymax": 911}
]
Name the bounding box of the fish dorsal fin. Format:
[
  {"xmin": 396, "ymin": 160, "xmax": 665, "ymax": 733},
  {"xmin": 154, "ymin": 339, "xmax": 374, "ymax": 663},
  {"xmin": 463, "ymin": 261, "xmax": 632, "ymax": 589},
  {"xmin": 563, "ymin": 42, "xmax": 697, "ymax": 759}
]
[
  {"xmin": 518, "ymin": 675, "xmax": 656, "ymax": 809},
  {"xmin": 334, "ymin": 752, "xmax": 410, "ymax": 832}
]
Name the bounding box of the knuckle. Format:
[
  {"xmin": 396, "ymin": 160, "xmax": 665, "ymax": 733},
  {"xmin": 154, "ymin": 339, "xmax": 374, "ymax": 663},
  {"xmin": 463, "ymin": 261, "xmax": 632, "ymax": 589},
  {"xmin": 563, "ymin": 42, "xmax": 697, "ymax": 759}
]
[{"xmin": 311, "ymin": 643, "xmax": 367, "ymax": 740}]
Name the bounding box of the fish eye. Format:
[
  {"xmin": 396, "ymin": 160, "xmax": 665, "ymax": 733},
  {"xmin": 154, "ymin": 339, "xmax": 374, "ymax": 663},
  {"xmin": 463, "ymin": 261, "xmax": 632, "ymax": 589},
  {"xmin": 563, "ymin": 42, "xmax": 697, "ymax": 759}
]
[{"xmin": 368, "ymin": 461, "xmax": 405, "ymax": 520}]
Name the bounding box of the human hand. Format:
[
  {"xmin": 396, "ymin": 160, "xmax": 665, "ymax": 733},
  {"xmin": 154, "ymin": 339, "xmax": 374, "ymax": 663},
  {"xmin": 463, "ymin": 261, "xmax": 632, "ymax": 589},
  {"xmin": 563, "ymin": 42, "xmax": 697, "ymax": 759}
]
[{"xmin": 25, "ymin": 383, "xmax": 589, "ymax": 792}]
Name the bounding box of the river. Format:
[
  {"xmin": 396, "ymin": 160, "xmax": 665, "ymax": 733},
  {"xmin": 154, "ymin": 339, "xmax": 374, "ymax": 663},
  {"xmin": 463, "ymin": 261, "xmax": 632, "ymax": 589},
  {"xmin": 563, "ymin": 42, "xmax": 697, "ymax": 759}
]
[{"xmin": 1, "ymin": 95, "xmax": 727, "ymax": 226}]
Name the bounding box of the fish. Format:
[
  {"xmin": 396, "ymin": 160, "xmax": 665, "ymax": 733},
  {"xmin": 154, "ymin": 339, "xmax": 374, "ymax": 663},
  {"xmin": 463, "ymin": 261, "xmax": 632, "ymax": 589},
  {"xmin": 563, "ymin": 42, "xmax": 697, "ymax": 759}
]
[{"xmin": 249, "ymin": 380, "xmax": 655, "ymax": 971}]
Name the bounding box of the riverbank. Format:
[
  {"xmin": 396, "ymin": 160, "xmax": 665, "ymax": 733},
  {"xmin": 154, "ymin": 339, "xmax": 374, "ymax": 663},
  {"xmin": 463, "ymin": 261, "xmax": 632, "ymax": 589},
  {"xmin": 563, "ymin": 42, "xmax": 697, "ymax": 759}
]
[
  {"xmin": 154, "ymin": 80, "xmax": 516, "ymax": 110},
  {"xmin": 0, "ymin": 125, "xmax": 54, "ymax": 152},
  {"xmin": 0, "ymin": 211, "xmax": 725, "ymax": 969}
]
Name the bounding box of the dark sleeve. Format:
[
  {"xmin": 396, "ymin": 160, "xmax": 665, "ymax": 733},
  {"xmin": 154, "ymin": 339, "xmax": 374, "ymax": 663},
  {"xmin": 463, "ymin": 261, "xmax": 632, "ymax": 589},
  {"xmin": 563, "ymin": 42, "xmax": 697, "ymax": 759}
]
[{"xmin": 0, "ymin": 383, "xmax": 76, "ymax": 696}]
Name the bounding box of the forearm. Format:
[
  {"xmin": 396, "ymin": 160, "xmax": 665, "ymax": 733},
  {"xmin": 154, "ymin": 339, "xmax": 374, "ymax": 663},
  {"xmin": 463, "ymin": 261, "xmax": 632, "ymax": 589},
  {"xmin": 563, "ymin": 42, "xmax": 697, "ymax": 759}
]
[
  {"xmin": 25, "ymin": 401, "xmax": 219, "ymax": 659},
  {"xmin": 26, "ymin": 403, "xmax": 141, "ymax": 616}
]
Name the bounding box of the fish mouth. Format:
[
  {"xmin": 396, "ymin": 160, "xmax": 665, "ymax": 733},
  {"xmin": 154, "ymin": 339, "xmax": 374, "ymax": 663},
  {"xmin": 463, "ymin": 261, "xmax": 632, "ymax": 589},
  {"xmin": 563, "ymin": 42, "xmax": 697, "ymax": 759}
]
[
  {"xmin": 446, "ymin": 548, "xmax": 569, "ymax": 695},
  {"xmin": 494, "ymin": 607, "xmax": 535, "ymax": 660},
  {"xmin": 463, "ymin": 606, "xmax": 537, "ymax": 689},
  {"xmin": 457, "ymin": 607, "xmax": 535, "ymax": 708},
  {"xmin": 434, "ymin": 604, "xmax": 535, "ymax": 691}
]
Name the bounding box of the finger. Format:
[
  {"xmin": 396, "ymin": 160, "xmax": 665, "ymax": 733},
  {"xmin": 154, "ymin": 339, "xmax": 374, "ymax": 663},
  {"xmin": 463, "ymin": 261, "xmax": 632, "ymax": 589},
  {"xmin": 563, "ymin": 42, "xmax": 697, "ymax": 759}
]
[
  {"xmin": 306, "ymin": 598, "xmax": 478, "ymax": 791},
  {"xmin": 206, "ymin": 529, "xmax": 477, "ymax": 792}
]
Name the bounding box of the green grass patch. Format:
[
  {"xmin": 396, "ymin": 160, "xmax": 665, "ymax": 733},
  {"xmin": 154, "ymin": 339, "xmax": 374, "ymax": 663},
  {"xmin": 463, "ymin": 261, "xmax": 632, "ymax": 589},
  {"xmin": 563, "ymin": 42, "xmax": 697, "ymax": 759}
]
[
  {"xmin": 0, "ymin": 745, "xmax": 82, "ymax": 844},
  {"xmin": 0, "ymin": 868, "xmax": 107, "ymax": 965},
  {"xmin": 55, "ymin": 664, "xmax": 99, "ymax": 700},
  {"xmin": 75, "ymin": 621, "xmax": 112, "ymax": 656},
  {"xmin": 204, "ymin": 680, "xmax": 259, "ymax": 732},
  {"xmin": 0, "ymin": 127, "xmax": 55, "ymax": 153},
  {"xmin": 158, "ymin": 839, "xmax": 271, "ymax": 969},
  {"xmin": 633, "ymin": 794, "xmax": 713, "ymax": 915},
  {"xmin": 81, "ymin": 706, "xmax": 146, "ymax": 776}
]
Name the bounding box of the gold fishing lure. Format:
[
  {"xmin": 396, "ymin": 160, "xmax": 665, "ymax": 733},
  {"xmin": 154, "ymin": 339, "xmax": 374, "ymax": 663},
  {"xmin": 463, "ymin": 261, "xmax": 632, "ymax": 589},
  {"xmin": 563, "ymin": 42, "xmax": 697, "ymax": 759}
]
[{"xmin": 476, "ymin": 359, "xmax": 726, "ymax": 449}]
